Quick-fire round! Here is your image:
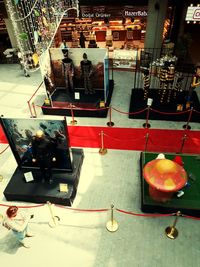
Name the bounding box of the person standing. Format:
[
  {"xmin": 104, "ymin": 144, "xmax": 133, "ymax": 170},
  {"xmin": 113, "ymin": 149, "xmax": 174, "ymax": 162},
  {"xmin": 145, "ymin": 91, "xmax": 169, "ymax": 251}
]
[
  {"xmin": 62, "ymin": 49, "xmax": 74, "ymax": 93},
  {"xmin": 80, "ymin": 53, "xmax": 94, "ymax": 94},
  {"xmin": 60, "ymin": 40, "xmax": 68, "ymax": 49},
  {"xmin": 79, "ymin": 31, "xmax": 86, "ymax": 48},
  {"xmin": 187, "ymin": 63, "xmax": 200, "ymax": 102},
  {"xmin": 3, "ymin": 206, "xmax": 34, "ymax": 248}
]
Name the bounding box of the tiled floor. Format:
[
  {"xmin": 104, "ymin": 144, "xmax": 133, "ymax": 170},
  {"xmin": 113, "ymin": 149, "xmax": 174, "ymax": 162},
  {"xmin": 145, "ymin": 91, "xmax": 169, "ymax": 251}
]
[{"xmin": 0, "ymin": 63, "xmax": 200, "ymax": 267}]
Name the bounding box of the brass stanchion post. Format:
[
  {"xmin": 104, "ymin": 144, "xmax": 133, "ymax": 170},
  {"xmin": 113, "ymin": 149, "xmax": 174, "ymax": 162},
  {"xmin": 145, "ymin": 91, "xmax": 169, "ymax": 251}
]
[
  {"xmin": 179, "ymin": 134, "xmax": 188, "ymax": 154},
  {"xmin": 106, "ymin": 204, "xmax": 119, "ymax": 232},
  {"xmin": 0, "ymin": 214, "xmax": 3, "ymax": 223},
  {"xmin": 143, "ymin": 106, "xmax": 151, "ymax": 128},
  {"xmin": 144, "ymin": 133, "xmax": 149, "ymax": 152},
  {"xmin": 99, "ymin": 130, "xmax": 107, "ymax": 155},
  {"xmin": 32, "ymin": 102, "xmax": 37, "ymax": 118},
  {"xmin": 165, "ymin": 211, "xmax": 181, "ymax": 239},
  {"xmin": 47, "ymin": 201, "xmax": 60, "ymax": 228},
  {"xmin": 107, "ymin": 106, "xmax": 114, "ymax": 127},
  {"xmin": 183, "ymin": 107, "xmax": 193, "ymax": 130},
  {"xmin": 70, "ymin": 104, "xmax": 77, "ymax": 125},
  {"xmin": 27, "ymin": 101, "xmax": 34, "ymax": 118}
]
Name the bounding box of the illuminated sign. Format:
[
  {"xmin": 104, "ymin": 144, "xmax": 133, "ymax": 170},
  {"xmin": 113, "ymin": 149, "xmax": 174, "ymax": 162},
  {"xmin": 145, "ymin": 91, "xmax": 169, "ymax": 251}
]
[
  {"xmin": 80, "ymin": 6, "xmax": 148, "ymax": 19},
  {"xmin": 123, "ymin": 9, "xmax": 147, "ymax": 17},
  {"xmin": 186, "ymin": 5, "xmax": 200, "ymax": 22}
]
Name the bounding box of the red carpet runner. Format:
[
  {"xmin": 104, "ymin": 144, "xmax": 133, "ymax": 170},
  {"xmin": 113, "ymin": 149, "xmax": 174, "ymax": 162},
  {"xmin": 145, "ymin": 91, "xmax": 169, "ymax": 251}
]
[{"xmin": 1, "ymin": 125, "xmax": 199, "ymax": 154}]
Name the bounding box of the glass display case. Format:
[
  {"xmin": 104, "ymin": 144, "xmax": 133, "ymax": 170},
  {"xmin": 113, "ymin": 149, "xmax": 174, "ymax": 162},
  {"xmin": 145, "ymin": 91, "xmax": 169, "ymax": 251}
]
[{"xmin": 113, "ymin": 49, "xmax": 138, "ymax": 69}]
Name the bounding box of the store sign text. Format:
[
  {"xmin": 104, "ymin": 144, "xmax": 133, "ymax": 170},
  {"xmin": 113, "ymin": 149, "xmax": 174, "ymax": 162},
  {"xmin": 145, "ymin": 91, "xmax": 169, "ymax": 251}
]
[
  {"xmin": 123, "ymin": 10, "xmax": 147, "ymax": 17},
  {"xmin": 81, "ymin": 13, "xmax": 111, "ymax": 18},
  {"xmin": 185, "ymin": 6, "xmax": 200, "ymax": 21}
]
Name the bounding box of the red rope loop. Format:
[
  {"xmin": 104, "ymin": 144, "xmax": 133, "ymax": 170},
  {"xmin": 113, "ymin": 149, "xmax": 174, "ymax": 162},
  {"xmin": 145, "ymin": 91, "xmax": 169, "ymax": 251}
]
[
  {"xmin": 116, "ymin": 208, "xmax": 175, "ymax": 217},
  {"xmin": 193, "ymin": 109, "xmax": 200, "ymax": 115},
  {"xmin": 150, "ymin": 108, "xmax": 189, "ymax": 115},
  {"xmin": 36, "ymin": 105, "xmax": 108, "ymax": 111},
  {"xmin": 103, "ymin": 133, "xmax": 146, "ymax": 142},
  {"xmin": 0, "ymin": 145, "xmax": 9, "ymax": 154},
  {"xmin": 148, "ymin": 137, "xmax": 183, "ymax": 149},
  {"xmin": 182, "ymin": 214, "xmax": 200, "ymax": 220},
  {"xmin": 0, "ymin": 203, "xmax": 45, "ymax": 208},
  {"xmin": 112, "ymin": 106, "xmax": 147, "ymax": 115},
  {"xmin": 67, "ymin": 134, "xmax": 97, "ymax": 141},
  {"xmin": 55, "ymin": 204, "xmax": 109, "ymax": 212},
  {"xmin": 27, "ymin": 81, "xmax": 43, "ymax": 103}
]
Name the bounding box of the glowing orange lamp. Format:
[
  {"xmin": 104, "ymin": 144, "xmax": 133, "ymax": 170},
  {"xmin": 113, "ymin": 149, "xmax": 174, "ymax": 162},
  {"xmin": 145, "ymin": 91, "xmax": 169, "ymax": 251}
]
[{"xmin": 143, "ymin": 159, "xmax": 187, "ymax": 202}]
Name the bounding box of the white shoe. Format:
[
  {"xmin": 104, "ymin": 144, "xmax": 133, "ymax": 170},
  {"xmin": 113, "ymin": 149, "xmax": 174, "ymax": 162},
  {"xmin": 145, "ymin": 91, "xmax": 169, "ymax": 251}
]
[
  {"xmin": 26, "ymin": 232, "xmax": 34, "ymax": 237},
  {"xmin": 20, "ymin": 240, "xmax": 30, "ymax": 248},
  {"xmin": 177, "ymin": 191, "xmax": 184, "ymax": 198}
]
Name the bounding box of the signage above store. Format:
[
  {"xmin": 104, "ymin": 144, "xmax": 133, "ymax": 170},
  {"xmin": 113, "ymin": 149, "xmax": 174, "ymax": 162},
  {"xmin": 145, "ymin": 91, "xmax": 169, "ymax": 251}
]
[
  {"xmin": 81, "ymin": 12, "xmax": 111, "ymax": 18},
  {"xmin": 80, "ymin": 5, "xmax": 148, "ymax": 19},
  {"xmin": 123, "ymin": 9, "xmax": 147, "ymax": 17},
  {"xmin": 185, "ymin": 5, "xmax": 200, "ymax": 22}
]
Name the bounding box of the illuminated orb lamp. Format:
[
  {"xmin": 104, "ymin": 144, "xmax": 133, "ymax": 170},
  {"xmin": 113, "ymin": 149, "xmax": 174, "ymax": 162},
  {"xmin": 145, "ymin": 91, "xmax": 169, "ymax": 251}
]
[{"xmin": 143, "ymin": 159, "xmax": 187, "ymax": 202}]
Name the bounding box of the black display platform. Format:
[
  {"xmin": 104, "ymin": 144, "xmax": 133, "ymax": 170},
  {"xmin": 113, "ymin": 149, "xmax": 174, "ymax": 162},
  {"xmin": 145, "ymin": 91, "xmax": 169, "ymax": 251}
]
[
  {"xmin": 140, "ymin": 152, "xmax": 200, "ymax": 217},
  {"xmin": 3, "ymin": 148, "xmax": 84, "ymax": 206},
  {"xmin": 129, "ymin": 89, "xmax": 200, "ymax": 122},
  {"xmin": 42, "ymin": 80, "xmax": 114, "ymax": 117}
]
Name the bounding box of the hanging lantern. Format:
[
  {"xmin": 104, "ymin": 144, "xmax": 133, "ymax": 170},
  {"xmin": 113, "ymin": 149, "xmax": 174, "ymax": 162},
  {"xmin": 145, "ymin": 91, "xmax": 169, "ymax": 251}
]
[
  {"xmin": 19, "ymin": 32, "xmax": 28, "ymax": 40},
  {"xmin": 32, "ymin": 53, "xmax": 39, "ymax": 66}
]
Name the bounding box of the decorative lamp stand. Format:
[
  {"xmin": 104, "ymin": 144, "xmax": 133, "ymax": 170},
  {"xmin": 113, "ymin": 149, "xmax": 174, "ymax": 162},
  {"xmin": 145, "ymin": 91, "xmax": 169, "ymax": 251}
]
[{"xmin": 143, "ymin": 159, "xmax": 187, "ymax": 202}]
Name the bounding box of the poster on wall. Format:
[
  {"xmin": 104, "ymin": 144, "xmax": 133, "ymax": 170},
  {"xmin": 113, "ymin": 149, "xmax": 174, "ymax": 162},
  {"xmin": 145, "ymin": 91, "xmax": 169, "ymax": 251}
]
[
  {"xmin": 0, "ymin": 117, "xmax": 72, "ymax": 171},
  {"xmin": 49, "ymin": 48, "xmax": 107, "ymax": 91}
]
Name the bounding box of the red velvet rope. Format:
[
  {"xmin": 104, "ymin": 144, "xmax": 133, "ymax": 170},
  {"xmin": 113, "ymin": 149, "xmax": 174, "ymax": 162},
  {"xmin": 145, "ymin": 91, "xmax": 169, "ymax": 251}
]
[
  {"xmin": 27, "ymin": 81, "xmax": 43, "ymax": 103},
  {"xmin": 116, "ymin": 208, "xmax": 174, "ymax": 217},
  {"xmin": 68, "ymin": 135, "xmax": 97, "ymax": 141},
  {"xmin": 150, "ymin": 108, "xmax": 189, "ymax": 115},
  {"xmin": 148, "ymin": 137, "xmax": 185, "ymax": 149},
  {"xmin": 193, "ymin": 109, "xmax": 200, "ymax": 115},
  {"xmin": 37, "ymin": 105, "xmax": 108, "ymax": 111},
  {"xmin": 182, "ymin": 214, "xmax": 200, "ymax": 220},
  {"xmin": 112, "ymin": 106, "xmax": 147, "ymax": 115},
  {"xmin": 55, "ymin": 204, "xmax": 109, "ymax": 212},
  {"xmin": 1, "ymin": 202, "xmax": 200, "ymax": 220},
  {"xmin": 36, "ymin": 104, "xmax": 199, "ymax": 118},
  {"xmin": 103, "ymin": 133, "xmax": 146, "ymax": 142},
  {"xmin": 0, "ymin": 203, "xmax": 44, "ymax": 208},
  {"xmin": 0, "ymin": 145, "xmax": 9, "ymax": 154}
]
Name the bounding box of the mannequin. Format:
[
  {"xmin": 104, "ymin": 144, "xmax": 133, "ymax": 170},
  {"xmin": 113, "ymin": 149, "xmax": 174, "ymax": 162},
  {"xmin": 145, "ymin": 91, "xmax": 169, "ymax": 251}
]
[
  {"xmin": 31, "ymin": 130, "xmax": 56, "ymax": 183},
  {"xmin": 62, "ymin": 49, "xmax": 74, "ymax": 93},
  {"xmin": 80, "ymin": 53, "xmax": 94, "ymax": 94}
]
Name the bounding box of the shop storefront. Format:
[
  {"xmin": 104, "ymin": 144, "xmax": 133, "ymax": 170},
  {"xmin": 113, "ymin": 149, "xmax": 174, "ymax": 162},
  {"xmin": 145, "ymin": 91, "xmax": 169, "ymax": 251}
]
[{"xmin": 56, "ymin": 5, "xmax": 148, "ymax": 49}]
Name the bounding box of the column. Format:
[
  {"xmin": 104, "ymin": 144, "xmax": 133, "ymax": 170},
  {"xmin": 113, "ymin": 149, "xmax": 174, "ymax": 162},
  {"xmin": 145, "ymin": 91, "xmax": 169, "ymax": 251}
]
[
  {"xmin": 145, "ymin": 0, "xmax": 168, "ymax": 53},
  {"xmin": 4, "ymin": 18, "xmax": 17, "ymax": 48}
]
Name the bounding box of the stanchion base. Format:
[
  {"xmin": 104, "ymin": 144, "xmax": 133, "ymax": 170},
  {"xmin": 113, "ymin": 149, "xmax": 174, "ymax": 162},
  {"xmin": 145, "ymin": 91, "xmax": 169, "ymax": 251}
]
[
  {"xmin": 143, "ymin": 123, "xmax": 151, "ymax": 128},
  {"xmin": 30, "ymin": 116, "xmax": 37, "ymax": 118},
  {"xmin": 70, "ymin": 120, "xmax": 77, "ymax": 126},
  {"xmin": 183, "ymin": 125, "xmax": 191, "ymax": 130},
  {"xmin": 106, "ymin": 220, "xmax": 119, "ymax": 232},
  {"xmin": 165, "ymin": 226, "xmax": 178, "ymax": 239},
  {"xmin": 107, "ymin": 121, "xmax": 115, "ymax": 127},
  {"xmin": 48, "ymin": 216, "xmax": 60, "ymax": 228},
  {"xmin": 0, "ymin": 214, "xmax": 3, "ymax": 222},
  {"xmin": 0, "ymin": 175, "xmax": 3, "ymax": 182},
  {"xmin": 99, "ymin": 148, "xmax": 107, "ymax": 155}
]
